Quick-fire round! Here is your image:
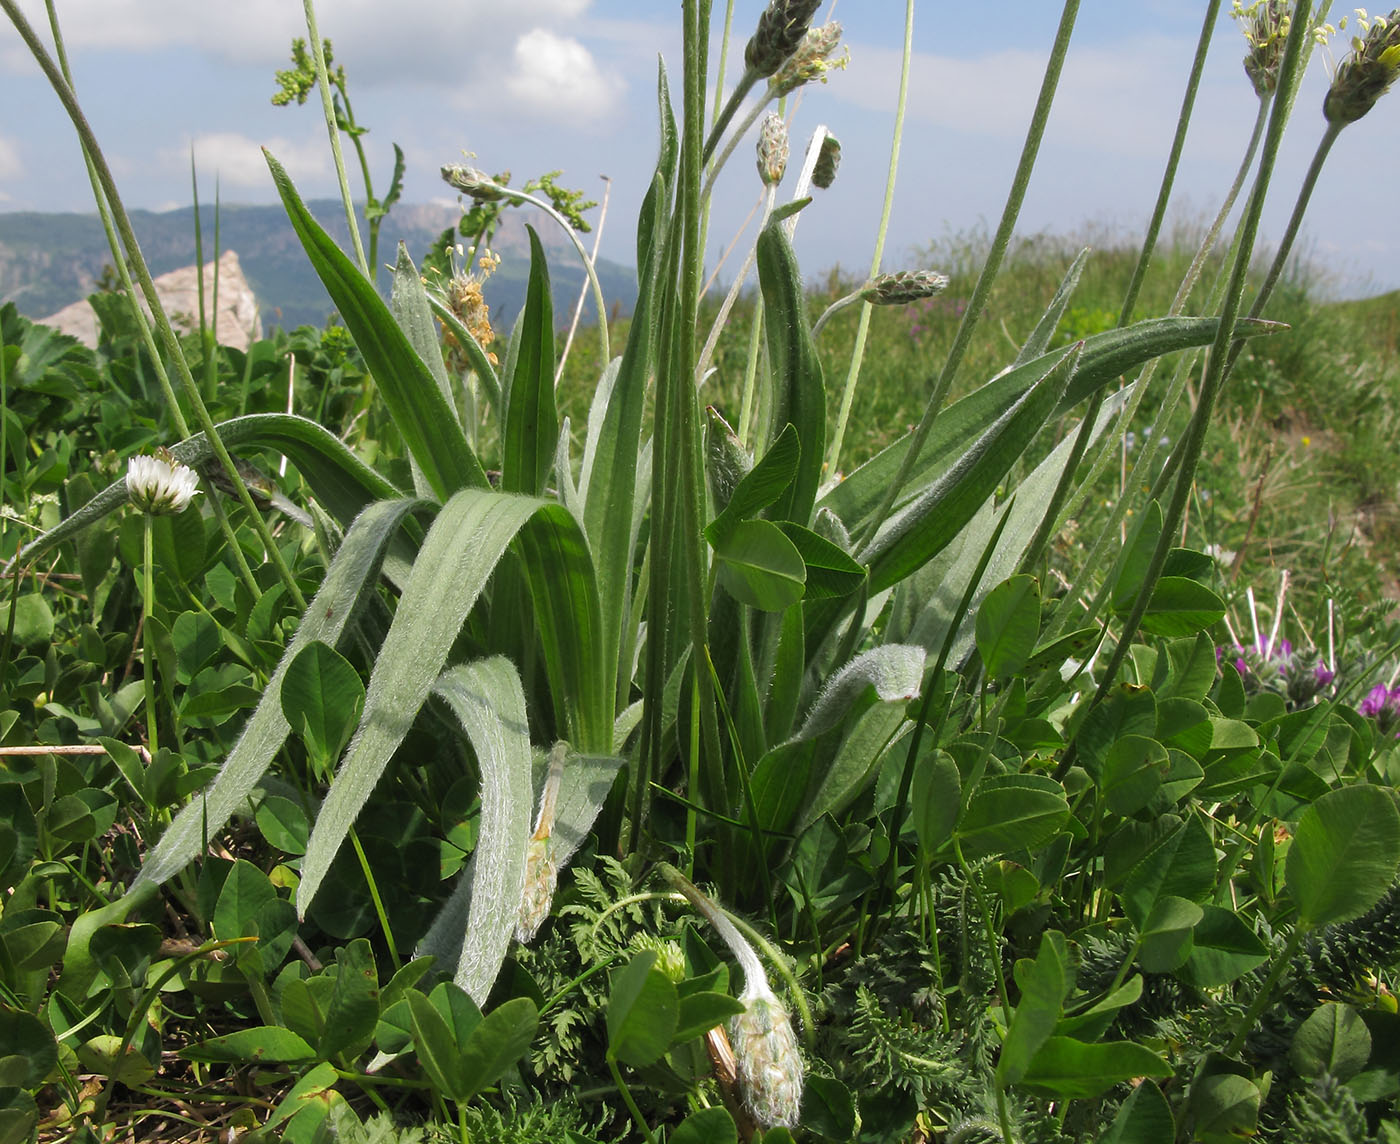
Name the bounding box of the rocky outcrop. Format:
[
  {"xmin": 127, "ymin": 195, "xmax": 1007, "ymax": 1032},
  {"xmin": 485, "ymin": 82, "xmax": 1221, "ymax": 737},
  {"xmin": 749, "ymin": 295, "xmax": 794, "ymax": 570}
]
[{"xmin": 39, "ymin": 250, "xmax": 262, "ymax": 350}]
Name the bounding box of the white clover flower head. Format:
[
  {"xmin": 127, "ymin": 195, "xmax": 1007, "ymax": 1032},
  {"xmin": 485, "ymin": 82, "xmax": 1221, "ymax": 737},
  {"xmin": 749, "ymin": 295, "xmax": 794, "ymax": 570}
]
[{"xmin": 126, "ymin": 452, "xmax": 201, "ymax": 515}]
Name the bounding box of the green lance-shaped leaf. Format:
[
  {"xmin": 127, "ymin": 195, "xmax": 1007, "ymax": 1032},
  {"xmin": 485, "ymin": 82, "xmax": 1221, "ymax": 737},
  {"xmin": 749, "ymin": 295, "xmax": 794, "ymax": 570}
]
[
  {"xmin": 707, "ymin": 423, "xmax": 800, "ymax": 546},
  {"xmin": 1102, "ymin": 1082, "xmax": 1175, "ymax": 1144},
  {"xmin": 975, "ymin": 574, "xmax": 1042, "ymax": 680},
  {"xmin": 13, "ymin": 412, "xmax": 403, "ymax": 572},
  {"xmin": 580, "ymin": 170, "xmax": 666, "ymax": 696},
  {"xmin": 430, "ymin": 659, "xmax": 533, "ymax": 1005},
  {"xmin": 281, "ymin": 641, "xmax": 365, "ymax": 768},
  {"xmin": 1290, "ymin": 1001, "xmax": 1371, "ymax": 1082},
  {"xmin": 957, "ymin": 774, "xmax": 1070, "ymax": 861},
  {"xmin": 756, "ymin": 215, "xmax": 825, "ymax": 528},
  {"xmin": 859, "ymin": 342, "xmax": 1077, "ymax": 594},
  {"xmin": 392, "ymin": 243, "xmax": 462, "ymax": 498},
  {"xmin": 502, "ymin": 226, "xmax": 559, "ymax": 496},
  {"xmin": 296, "ymin": 491, "xmax": 551, "ymax": 915},
  {"xmin": 715, "ymin": 518, "xmax": 806, "ymax": 612},
  {"xmin": 777, "ymin": 521, "xmax": 865, "ymax": 600},
  {"xmin": 265, "ymin": 150, "xmax": 488, "ymax": 499},
  {"xmin": 1019, "ymin": 1037, "xmax": 1172, "ymax": 1100},
  {"xmin": 454, "ymin": 996, "xmax": 539, "ymax": 1103},
  {"xmin": 607, "ymin": 949, "xmax": 680, "ymax": 1068},
  {"xmin": 132, "ymin": 497, "xmax": 422, "ymax": 892},
  {"xmin": 1285, "ymin": 784, "xmax": 1400, "ymax": 928},
  {"xmin": 513, "ymin": 503, "xmax": 610, "ymax": 754},
  {"xmin": 998, "ymin": 929, "xmax": 1072, "ymax": 1087},
  {"xmin": 821, "ymin": 316, "xmax": 1281, "ymax": 538}
]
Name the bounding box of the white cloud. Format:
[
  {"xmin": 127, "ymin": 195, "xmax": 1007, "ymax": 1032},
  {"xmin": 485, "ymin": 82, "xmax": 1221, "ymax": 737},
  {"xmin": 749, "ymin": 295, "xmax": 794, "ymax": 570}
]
[
  {"xmin": 837, "ymin": 36, "xmax": 1255, "ymax": 162},
  {"xmin": 159, "ymin": 132, "xmax": 330, "ymax": 189},
  {"xmin": 0, "ymin": 135, "xmax": 22, "ymax": 179},
  {"xmin": 502, "ymin": 27, "xmax": 623, "ymax": 122},
  {"xmin": 5, "ymin": 0, "xmax": 595, "ymax": 77}
]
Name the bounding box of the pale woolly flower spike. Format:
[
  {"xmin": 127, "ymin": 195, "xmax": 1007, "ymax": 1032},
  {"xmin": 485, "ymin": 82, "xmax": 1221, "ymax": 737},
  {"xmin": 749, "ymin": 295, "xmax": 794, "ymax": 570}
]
[
  {"xmin": 756, "ymin": 112, "xmax": 790, "ymax": 186},
  {"xmin": 127, "ymin": 453, "xmax": 201, "ymax": 515},
  {"xmin": 770, "ymin": 21, "xmax": 847, "ymax": 97},
  {"xmin": 862, "ymin": 269, "xmax": 951, "ymax": 306},
  {"xmin": 514, "ymin": 743, "xmax": 567, "ymax": 944},
  {"xmin": 441, "ymin": 163, "xmax": 509, "ymax": 202}
]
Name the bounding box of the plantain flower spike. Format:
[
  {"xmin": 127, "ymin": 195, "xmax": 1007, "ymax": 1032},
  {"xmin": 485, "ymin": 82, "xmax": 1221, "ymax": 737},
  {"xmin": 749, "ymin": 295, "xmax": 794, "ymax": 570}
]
[
  {"xmin": 663, "ymin": 866, "xmax": 802, "ymax": 1129},
  {"xmin": 757, "ymin": 112, "xmax": 790, "ymax": 186},
  {"xmin": 811, "ymin": 132, "xmax": 842, "ymax": 189},
  {"xmin": 1325, "ymin": 8, "xmax": 1400, "ymax": 123},
  {"xmin": 441, "ymin": 163, "xmax": 510, "ymax": 202},
  {"xmin": 861, "ymin": 269, "xmax": 951, "ymax": 306},
  {"xmin": 127, "ymin": 452, "xmax": 201, "ymax": 516},
  {"xmin": 1233, "ymin": 0, "xmax": 1292, "ymax": 96},
  {"xmin": 515, "ymin": 743, "xmax": 567, "ymax": 944},
  {"xmin": 744, "ymin": 0, "xmax": 822, "ymax": 80},
  {"xmin": 771, "ymin": 21, "xmax": 848, "ymax": 97}
]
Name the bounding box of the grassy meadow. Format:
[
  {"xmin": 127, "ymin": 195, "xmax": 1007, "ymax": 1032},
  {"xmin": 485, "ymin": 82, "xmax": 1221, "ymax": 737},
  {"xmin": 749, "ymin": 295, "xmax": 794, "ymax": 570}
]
[{"xmin": 4, "ymin": 2, "xmax": 1400, "ymax": 1144}]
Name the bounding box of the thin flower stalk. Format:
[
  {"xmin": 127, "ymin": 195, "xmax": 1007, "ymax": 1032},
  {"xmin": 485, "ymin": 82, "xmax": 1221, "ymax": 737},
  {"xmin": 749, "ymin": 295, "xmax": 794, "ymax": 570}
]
[
  {"xmin": 302, "ymin": 0, "xmax": 368, "ymax": 277},
  {"xmin": 443, "ymin": 165, "xmax": 611, "ymax": 372},
  {"xmin": 1092, "ymin": 0, "xmax": 1313, "ymax": 704},
  {"xmin": 856, "ymin": 0, "xmax": 1083, "ymax": 552},
  {"xmin": 825, "ymin": 0, "xmax": 914, "ymax": 481},
  {"xmin": 4, "ymin": 0, "xmax": 304, "ymax": 610},
  {"xmin": 1020, "ymin": 0, "xmax": 1225, "ymax": 580}
]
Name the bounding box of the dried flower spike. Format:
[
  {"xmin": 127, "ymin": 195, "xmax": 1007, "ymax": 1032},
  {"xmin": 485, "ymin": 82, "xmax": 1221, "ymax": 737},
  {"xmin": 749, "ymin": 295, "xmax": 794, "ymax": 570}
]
[
  {"xmin": 771, "ymin": 21, "xmax": 848, "ymax": 97},
  {"xmin": 661, "ymin": 866, "xmax": 803, "ymax": 1129},
  {"xmin": 756, "ymin": 112, "xmax": 790, "ymax": 186},
  {"xmin": 515, "ymin": 743, "xmax": 566, "ymax": 943},
  {"xmin": 744, "ymin": 0, "xmax": 822, "ymax": 80},
  {"xmin": 441, "ymin": 163, "xmax": 509, "ymax": 202},
  {"xmin": 127, "ymin": 453, "xmax": 201, "ymax": 516},
  {"xmin": 861, "ymin": 269, "xmax": 951, "ymax": 306},
  {"xmin": 1325, "ymin": 8, "xmax": 1400, "ymax": 123},
  {"xmin": 811, "ymin": 132, "xmax": 841, "ymax": 190}
]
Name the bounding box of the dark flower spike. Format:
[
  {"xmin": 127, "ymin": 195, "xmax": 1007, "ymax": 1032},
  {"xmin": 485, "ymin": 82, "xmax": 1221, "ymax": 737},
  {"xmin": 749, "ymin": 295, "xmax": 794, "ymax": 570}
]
[
  {"xmin": 811, "ymin": 131, "xmax": 841, "ymax": 189},
  {"xmin": 1325, "ymin": 8, "xmax": 1400, "ymax": 123},
  {"xmin": 744, "ymin": 0, "xmax": 822, "ymax": 80}
]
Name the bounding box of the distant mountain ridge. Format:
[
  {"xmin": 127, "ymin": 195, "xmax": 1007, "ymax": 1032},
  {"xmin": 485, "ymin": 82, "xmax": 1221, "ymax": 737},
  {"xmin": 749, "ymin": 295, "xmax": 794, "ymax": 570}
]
[{"xmin": 0, "ymin": 201, "xmax": 636, "ymax": 333}]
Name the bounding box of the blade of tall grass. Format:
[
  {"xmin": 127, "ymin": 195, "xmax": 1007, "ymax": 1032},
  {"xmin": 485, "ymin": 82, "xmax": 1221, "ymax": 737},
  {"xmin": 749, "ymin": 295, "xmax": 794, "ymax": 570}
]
[
  {"xmin": 267, "ymin": 152, "xmax": 489, "ymax": 500},
  {"xmin": 860, "ymin": 0, "xmax": 1082, "ymax": 547},
  {"xmin": 430, "ymin": 659, "xmax": 533, "ymax": 1004}
]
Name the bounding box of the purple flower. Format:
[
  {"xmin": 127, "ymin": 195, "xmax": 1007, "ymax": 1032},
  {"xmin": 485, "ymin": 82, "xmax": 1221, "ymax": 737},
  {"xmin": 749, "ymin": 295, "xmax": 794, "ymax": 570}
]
[{"xmin": 1359, "ymin": 683, "xmax": 1400, "ymax": 737}]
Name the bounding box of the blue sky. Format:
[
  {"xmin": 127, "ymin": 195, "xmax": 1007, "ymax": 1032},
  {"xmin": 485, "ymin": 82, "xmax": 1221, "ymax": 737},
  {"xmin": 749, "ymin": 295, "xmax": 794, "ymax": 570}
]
[{"xmin": 2, "ymin": 1, "xmax": 1397, "ymax": 298}]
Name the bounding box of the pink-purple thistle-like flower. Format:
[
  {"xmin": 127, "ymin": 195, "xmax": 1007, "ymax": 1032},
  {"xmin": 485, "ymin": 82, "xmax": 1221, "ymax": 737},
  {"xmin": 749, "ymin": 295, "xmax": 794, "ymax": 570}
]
[{"xmin": 1359, "ymin": 683, "xmax": 1400, "ymax": 736}]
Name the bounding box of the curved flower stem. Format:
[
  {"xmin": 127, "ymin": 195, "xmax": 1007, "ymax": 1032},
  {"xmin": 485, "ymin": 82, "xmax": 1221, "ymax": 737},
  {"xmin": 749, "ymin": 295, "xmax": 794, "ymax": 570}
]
[
  {"xmin": 1043, "ymin": 96, "xmax": 1270, "ymax": 641},
  {"xmin": 1224, "ymin": 924, "xmax": 1306, "ymax": 1057},
  {"xmin": 556, "ymin": 176, "xmax": 613, "ymax": 384},
  {"xmin": 1019, "ymin": 0, "xmax": 1222, "ymax": 577},
  {"xmin": 493, "ymin": 186, "xmax": 611, "ymax": 373},
  {"xmin": 697, "ymin": 185, "xmax": 777, "ymax": 382},
  {"xmin": 1092, "ymin": 2, "xmax": 1313, "ymax": 703},
  {"xmin": 3, "ymin": 0, "xmax": 306, "ymax": 611},
  {"xmin": 856, "ymin": 0, "xmax": 1082, "ymax": 550},
  {"xmin": 43, "ymin": 1, "xmax": 262, "ymax": 603},
  {"xmin": 303, "ymin": 0, "xmax": 369, "ymax": 277},
  {"xmin": 825, "ymin": 0, "xmax": 915, "ymax": 480},
  {"xmin": 142, "ymin": 517, "xmax": 158, "ymax": 754}
]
